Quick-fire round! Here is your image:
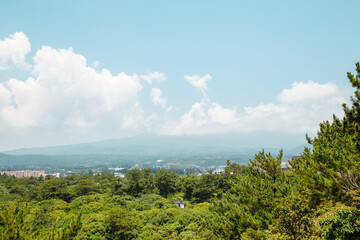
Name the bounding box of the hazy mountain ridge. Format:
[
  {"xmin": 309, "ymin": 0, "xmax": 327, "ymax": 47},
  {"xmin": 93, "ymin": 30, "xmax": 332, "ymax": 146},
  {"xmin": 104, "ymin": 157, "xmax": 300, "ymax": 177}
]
[
  {"xmin": 3, "ymin": 133, "xmax": 308, "ymax": 156},
  {"xmin": 0, "ymin": 133, "xmax": 310, "ymax": 169}
]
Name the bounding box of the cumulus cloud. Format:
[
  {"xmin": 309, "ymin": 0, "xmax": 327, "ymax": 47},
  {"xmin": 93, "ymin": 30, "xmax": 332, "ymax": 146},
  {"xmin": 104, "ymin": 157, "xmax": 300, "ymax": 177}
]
[
  {"xmin": 151, "ymin": 88, "xmax": 167, "ymax": 108},
  {"xmin": 141, "ymin": 71, "xmax": 166, "ymax": 84},
  {"xmin": 208, "ymin": 103, "xmax": 237, "ymax": 125},
  {"xmin": 0, "ymin": 32, "xmax": 31, "ymax": 70},
  {"xmin": 185, "ymin": 74, "xmax": 211, "ymax": 92},
  {"xmin": 0, "ymin": 43, "xmax": 146, "ymax": 146},
  {"xmin": 277, "ymin": 81, "xmax": 340, "ymax": 103},
  {"xmin": 161, "ymin": 99, "xmax": 238, "ymax": 135},
  {"xmin": 162, "ymin": 80, "xmax": 345, "ymax": 135},
  {"xmin": 242, "ymin": 81, "xmax": 345, "ymax": 133}
]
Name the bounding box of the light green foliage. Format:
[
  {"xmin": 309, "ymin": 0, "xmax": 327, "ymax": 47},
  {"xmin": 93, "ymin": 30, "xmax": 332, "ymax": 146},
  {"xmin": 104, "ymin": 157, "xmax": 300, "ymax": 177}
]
[
  {"xmin": 0, "ymin": 202, "xmax": 29, "ymax": 240},
  {"xmin": 273, "ymin": 194, "xmax": 313, "ymax": 239},
  {"xmin": 0, "ymin": 184, "xmax": 12, "ymax": 201},
  {"xmin": 75, "ymin": 213, "xmax": 106, "ymax": 240}
]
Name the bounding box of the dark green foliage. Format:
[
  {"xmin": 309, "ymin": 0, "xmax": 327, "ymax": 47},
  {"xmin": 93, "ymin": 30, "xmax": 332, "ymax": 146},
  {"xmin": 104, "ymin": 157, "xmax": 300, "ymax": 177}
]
[
  {"xmin": 140, "ymin": 168, "xmax": 157, "ymax": 194},
  {"xmin": 38, "ymin": 178, "xmax": 71, "ymax": 201},
  {"xmin": 155, "ymin": 169, "xmax": 178, "ymax": 197},
  {"xmin": 212, "ymin": 173, "xmax": 276, "ymax": 239},
  {"xmin": 73, "ymin": 178, "xmax": 99, "ymax": 196},
  {"xmin": 126, "ymin": 169, "xmax": 143, "ymax": 197},
  {"xmin": 181, "ymin": 175, "xmax": 198, "ymax": 200},
  {"xmin": 192, "ymin": 174, "xmax": 219, "ymax": 202},
  {"xmin": 105, "ymin": 208, "xmax": 141, "ymax": 240}
]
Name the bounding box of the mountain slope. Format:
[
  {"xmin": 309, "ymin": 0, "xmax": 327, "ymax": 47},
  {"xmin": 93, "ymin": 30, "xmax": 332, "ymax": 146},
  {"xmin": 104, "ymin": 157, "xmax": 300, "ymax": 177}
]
[{"xmin": 3, "ymin": 133, "xmax": 307, "ymax": 156}]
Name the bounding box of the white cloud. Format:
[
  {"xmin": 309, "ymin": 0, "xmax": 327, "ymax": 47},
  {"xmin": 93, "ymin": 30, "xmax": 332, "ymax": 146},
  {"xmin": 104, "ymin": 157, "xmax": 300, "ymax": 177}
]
[
  {"xmin": 161, "ymin": 100, "xmax": 238, "ymax": 135},
  {"xmin": 242, "ymin": 81, "xmax": 345, "ymax": 133},
  {"xmin": 162, "ymin": 81, "xmax": 345, "ymax": 135},
  {"xmin": 163, "ymin": 101, "xmax": 208, "ymax": 135},
  {"xmin": 0, "ymin": 32, "xmax": 31, "ymax": 70},
  {"xmin": 151, "ymin": 88, "xmax": 167, "ymax": 108},
  {"xmin": 0, "ymin": 33, "xmax": 349, "ymax": 150},
  {"xmin": 277, "ymin": 81, "xmax": 340, "ymax": 103},
  {"xmin": 185, "ymin": 74, "xmax": 211, "ymax": 92},
  {"xmin": 141, "ymin": 71, "xmax": 166, "ymax": 84},
  {"xmin": 0, "ymin": 44, "xmax": 145, "ymax": 143},
  {"xmin": 208, "ymin": 103, "xmax": 237, "ymax": 125}
]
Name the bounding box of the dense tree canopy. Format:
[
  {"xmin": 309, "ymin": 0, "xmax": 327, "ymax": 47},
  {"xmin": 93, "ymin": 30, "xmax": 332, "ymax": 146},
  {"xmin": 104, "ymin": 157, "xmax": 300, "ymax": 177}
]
[{"xmin": 2, "ymin": 62, "xmax": 360, "ymax": 239}]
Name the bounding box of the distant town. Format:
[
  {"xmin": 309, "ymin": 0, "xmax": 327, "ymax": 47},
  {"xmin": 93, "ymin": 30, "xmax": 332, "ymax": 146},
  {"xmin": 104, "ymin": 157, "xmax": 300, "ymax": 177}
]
[{"xmin": 0, "ymin": 154, "xmax": 302, "ymax": 179}]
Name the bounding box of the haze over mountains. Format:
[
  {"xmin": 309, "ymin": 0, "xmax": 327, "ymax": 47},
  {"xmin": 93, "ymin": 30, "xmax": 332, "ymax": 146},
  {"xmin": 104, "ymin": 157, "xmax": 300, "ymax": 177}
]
[{"xmin": 3, "ymin": 133, "xmax": 308, "ymax": 157}]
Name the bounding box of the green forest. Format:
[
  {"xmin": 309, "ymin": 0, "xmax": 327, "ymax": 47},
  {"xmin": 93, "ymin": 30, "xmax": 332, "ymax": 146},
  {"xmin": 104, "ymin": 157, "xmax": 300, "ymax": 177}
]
[{"xmin": 1, "ymin": 63, "xmax": 360, "ymax": 239}]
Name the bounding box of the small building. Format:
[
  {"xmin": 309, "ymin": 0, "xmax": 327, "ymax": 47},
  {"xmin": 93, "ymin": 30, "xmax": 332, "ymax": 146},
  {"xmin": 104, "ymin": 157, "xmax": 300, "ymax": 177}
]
[
  {"xmin": 114, "ymin": 172, "xmax": 125, "ymax": 178},
  {"xmin": 0, "ymin": 170, "xmax": 46, "ymax": 178},
  {"xmin": 281, "ymin": 166, "xmax": 291, "ymax": 172},
  {"xmin": 212, "ymin": 166, "xmax": 225, "ymax": 174},
  {"xmin": 173, "ymin": 201, "xmax": 186, "ymax": 208},
  {"xmin": 47, "ymin": 173, "xmax": 61, "ymax": 178},
  {"xmin": 281, "ymin": 162, "xmax": 292, "ymax": 172},
  {"xmin": 291, "ymin": 154, "xmax": 303, "ymax": 164}
]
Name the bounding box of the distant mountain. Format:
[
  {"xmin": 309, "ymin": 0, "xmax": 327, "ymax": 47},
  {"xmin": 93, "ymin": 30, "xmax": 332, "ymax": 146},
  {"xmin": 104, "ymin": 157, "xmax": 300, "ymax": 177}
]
[
  {"xmin": 0, "ymin": 133, "xmax": 310, "ymax": 169},
  {"xmin": 286, "ymin": 144, "xmax": 312, "ymax": 156},
  {"xmin": 3, "ymin": 132, "xmax": 307, "ymax": 156}
]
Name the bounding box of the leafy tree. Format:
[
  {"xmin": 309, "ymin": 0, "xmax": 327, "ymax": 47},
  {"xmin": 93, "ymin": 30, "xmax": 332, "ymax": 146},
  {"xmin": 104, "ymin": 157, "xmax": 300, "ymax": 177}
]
[
  {"xmin": 250, "ymin": 149, "xmax": 284, "ymax": 198},
  {"xmin": 141, "ymin": 168, "xmax": 157, "ymax": 194},
  {"xmin": 105, "ymin": 208, "xmax": 141, "ymax": 239},
  {"xmin": 211, "ymin": 173, "xmax": 275, "ymax": 239},
  {"xmin": 155, "ymin": 169, "xmax": 178, "ymax": 197},
  {"xmin": 316, "ymin": 201, "xmax": 360, "ymax": 239},
  {"xmin": 126, "ymin": 169, "xmax": 143, "ymax": 197},
  {"xmin": 68, "ymin": 178, "xmax": 98, "ymax": 198},
  {"xmin": 224, "ymin": 163, "xmax": 250, "ymax": 175},
  {"xmin": 38, "ymin": 178, "xmax": 71, "ymax": 201},
  {"xmin": 273, "ymin": 194, "xmax": 314, "ymax": 239},
  {"xmin": 193, "ymin": 174, "xmax": 219, "ymax": 202},
  {"xmin": 181, "ymin": 175, "xmax": 199, "ymax": 201}
]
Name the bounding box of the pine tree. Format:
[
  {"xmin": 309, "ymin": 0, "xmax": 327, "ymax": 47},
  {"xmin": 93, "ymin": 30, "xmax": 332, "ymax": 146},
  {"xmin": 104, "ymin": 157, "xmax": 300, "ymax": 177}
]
[{"xmin": 292, "ymin": 62, "xmax": 360, "ymax": 198}]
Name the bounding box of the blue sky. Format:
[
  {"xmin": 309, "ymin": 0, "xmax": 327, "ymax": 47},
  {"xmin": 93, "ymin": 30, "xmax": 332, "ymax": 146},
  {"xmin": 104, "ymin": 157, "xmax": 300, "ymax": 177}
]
[{"xmin": 0, "ymin": 1, "xmax": 359, "ymax": 150}]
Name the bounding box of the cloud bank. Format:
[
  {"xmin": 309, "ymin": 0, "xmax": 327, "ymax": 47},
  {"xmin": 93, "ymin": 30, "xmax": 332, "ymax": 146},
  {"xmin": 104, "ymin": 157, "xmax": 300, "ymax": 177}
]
[
  {"xmin": 161, "ymin": 76, "xmax": 345, "ymax": 135},
  {"xmin": 0, "ymin": 32, "xmax": 347, "ymax": 149}
]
